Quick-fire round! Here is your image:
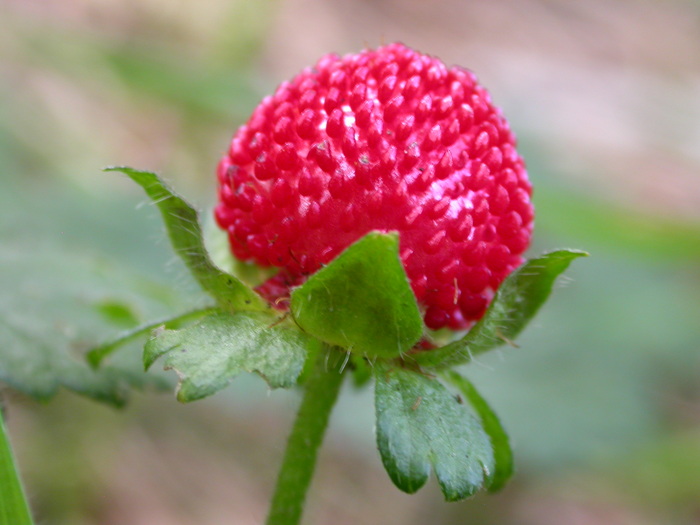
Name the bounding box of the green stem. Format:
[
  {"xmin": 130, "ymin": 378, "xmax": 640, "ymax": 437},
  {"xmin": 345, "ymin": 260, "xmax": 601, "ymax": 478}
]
[
  {"xmin": 0, "ymin": 408, "xmax": 35, "ymax": 525},
  {"xmin": 266, "ymin": 347, "xmax": 346, "ymax": 525}
]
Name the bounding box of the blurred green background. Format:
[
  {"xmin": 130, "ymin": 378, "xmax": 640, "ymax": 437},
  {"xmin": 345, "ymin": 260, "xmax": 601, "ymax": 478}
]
[{"xmin": 1, "ymin": 1, "xmax": 699, "ymax": 524}]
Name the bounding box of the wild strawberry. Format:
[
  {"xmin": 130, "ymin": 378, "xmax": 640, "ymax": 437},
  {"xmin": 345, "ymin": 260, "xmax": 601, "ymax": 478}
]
[{"xmin": 215, "ymin": 43, "xmax": 533, "ymax": 330}]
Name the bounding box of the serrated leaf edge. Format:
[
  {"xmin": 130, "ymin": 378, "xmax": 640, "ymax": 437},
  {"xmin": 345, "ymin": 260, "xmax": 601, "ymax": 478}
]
[{"xmin": 143, "ymin": 311, "xmax": 309, "ymax": 401}]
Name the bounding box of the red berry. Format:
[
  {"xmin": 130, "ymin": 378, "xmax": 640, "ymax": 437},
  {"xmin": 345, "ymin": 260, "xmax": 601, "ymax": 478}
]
[{"xmin": 215, "ymin": 43, "xmax": 533, "ymax": 330}]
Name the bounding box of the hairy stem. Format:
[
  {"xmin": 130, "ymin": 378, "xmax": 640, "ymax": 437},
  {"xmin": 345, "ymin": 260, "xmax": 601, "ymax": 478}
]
[{"xmin": 266, "ymin": 347, "xmax": 346, "ymax": 525}]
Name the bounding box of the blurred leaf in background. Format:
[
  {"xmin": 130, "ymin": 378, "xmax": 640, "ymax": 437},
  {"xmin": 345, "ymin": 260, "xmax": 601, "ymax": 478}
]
[{"xmin": 0, "ymin": 0, "xmax": 280, "ymax": 404}]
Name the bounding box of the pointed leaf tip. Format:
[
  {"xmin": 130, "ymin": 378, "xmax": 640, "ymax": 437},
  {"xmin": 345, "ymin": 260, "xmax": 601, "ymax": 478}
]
[{"xmin": 290, "ymin": 232, "xmax": 423, "ymax": 358}]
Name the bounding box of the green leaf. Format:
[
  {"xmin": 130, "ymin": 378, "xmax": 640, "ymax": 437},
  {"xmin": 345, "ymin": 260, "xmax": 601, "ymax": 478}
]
[
  {"xmin": 144, "ymin": 311, "xmax": 312, "ymax": 402},
  {"xmin": 290, "ymin": 232, "xmax": 423, "ymax": 358},
  {"xmin": 203, "ymin": 213, "xmax": 277, "ymax": 287},
  {"xmin": 0, "ymin": 411, "xmax": 34, "ymax": 525},
  {"xmin": 87, "ymin": 307, "xmax": 217, "ymax": 368},
  {"xmin": 374, "ymin": 365, "xmax": 495, "ymax": 501},
  {"xmin": 106, "ymin": 166, "xmax": 268, "ymax": 312},
  {"xmin": 443, "ymin": 371, "xmax": 513, "ymax": 491},
  {"xmin": 413, "ymin": 249, "xmax": 588, "ymax": 368}
]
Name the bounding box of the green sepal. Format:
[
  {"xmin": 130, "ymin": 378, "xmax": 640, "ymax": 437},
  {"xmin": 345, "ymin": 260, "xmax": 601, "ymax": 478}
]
[
  {"xmin": 412, "ymin": 249, "xmax": 588, "ymax": 369},
  {"xmin": 143, "ymin": 310, "xmax": 312, "ymax": 402},
  {"xmin": 374, "ymin": 365, "xmax": 495, "ymax": 501},
  {"xmin": 106, "ymin": 166, "xmax": 268, "ymax": 312},
  {"xmin": 290, "ymin": 232, "xmax": 423, "ymax": 358},
  {"xmin": 443, "ymin": 371, "xmax": 513, "ymax": 491}
]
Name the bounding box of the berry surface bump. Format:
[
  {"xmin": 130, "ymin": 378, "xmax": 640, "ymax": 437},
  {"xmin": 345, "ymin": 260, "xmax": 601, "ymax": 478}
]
[{"xmin": 215, "ymin": 43, "xmax": 533, "ymax": 330}]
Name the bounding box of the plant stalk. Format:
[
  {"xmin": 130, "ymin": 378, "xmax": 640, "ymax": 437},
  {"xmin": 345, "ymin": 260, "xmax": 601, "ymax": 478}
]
[
  {"xmin": 0, "ymin": 408, "xmax": 35, "ymax": 525},
  {"xmin": 265, "ymin": 347, "xmax": 346, "ymax": 525}
]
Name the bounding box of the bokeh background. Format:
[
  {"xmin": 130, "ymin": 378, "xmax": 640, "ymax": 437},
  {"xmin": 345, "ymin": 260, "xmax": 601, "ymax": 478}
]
[{"xmin": 2, "ymin": 1, "xmax": 700, "ymax": 524}]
